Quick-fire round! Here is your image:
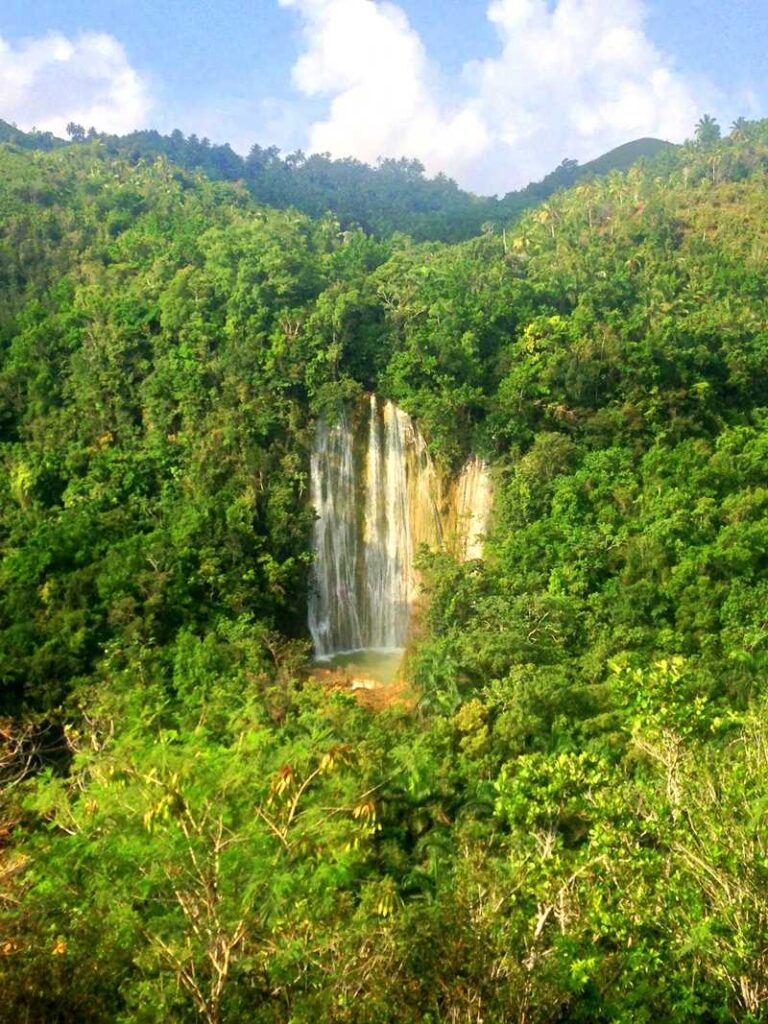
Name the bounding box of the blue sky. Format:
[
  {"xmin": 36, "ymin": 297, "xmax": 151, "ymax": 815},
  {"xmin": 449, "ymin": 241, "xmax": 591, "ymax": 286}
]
[{"xmin": 0, "ymin": 0, "xmax": 764, "ymax": 193}]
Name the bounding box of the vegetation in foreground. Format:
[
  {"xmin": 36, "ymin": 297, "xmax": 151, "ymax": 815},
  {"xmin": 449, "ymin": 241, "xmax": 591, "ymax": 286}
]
[{"xmin": 2, "ymin": 116, "xmax": 768, "ymax": 1021}]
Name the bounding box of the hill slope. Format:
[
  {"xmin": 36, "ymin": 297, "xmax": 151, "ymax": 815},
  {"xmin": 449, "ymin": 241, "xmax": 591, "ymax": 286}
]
[
  {"xmin": 0, "ymin": 119, "xmax": 677, "ymax": 240},
  {"xmin": 579, "ymin": 136, "xmax": 673, "ymax": 175},
  {"xmin": 2, "ymin": 119, "xmax": 768, "ymax": 1023}
]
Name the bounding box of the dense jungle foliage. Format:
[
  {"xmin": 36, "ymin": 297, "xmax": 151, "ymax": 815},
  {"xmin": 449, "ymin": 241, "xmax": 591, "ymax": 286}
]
[
  {"xmin": 3, "ymin": 116, "xmax": 768, "ymax": 1022},
  {"xmin": 0, "ymin": 117, "xmax": 670, "ymax": 242}
]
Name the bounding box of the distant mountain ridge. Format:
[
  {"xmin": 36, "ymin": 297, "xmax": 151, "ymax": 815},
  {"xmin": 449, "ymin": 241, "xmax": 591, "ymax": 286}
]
[
  {"xmin": 578, "ymin": 137, "xmax": 673, "ymax": 175},
  {"xmin": 0, "ymin": 118, "xmax": 62, "ymax": 151},
  {"xmin": 0, "ymin": 117, "xmax": 673, "ymax": 240},
  {"xmin": 493, "ymin": 137, "xmax": 673, "ymax": 219}
]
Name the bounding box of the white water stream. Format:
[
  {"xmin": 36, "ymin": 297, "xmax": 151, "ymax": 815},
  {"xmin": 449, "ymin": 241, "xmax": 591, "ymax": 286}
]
[{"xmin": 308, "ymin": 396, "xmax": 490, "ymax": 660}]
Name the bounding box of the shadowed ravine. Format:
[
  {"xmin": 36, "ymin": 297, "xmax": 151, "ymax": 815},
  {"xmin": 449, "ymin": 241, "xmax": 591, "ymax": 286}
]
[{"xmin": 309, "ymin": 395, "xmax": 491, "ymax": 663}]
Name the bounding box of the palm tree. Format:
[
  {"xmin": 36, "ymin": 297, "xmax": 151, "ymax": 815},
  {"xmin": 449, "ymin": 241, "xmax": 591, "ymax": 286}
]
[
  {"xmin": 730, "ymin": 117, "xmax": 750, "ymax": 142},
  {"xmin": 694, "ymin": 114, "xmax": 721, "ymax": 147}
]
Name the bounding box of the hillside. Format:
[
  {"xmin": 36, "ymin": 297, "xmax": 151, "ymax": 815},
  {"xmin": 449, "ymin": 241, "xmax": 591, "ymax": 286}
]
[
  {"xmin": 493, "ymin": 136, "xmax": 673, "ymax": 218},
  {"xmin": 2, "ymin": 118, "xmax": 768, "ymax": 1022},
  {"xmin": 0, "ymin": 120, "xmax": 675, "ymax": 241},
  {"xmin": 0, "ymin": 118, "xmax": 63, "ymax": 151},
  {"xmin": 578, "ymin": 136, "xmax": 673, "ymax": 174}
]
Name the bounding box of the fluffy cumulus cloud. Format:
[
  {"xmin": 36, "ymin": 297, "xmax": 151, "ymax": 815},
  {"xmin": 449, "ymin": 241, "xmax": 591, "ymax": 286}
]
[
  {"xmin": 280, "ymin": 0, "xmax": 706, "ymax": 193},
  {"xmin": 0, "ymin": 31, "xmax": 151, "ymax": 137},
  {"xmin": 279, "ymin": 0, "xmax": 489, "ymax": 182}
]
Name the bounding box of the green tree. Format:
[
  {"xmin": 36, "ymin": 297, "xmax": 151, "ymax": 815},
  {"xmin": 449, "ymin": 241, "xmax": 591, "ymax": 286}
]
[{"xmin": 695, "ymin": 113, "xmax": 722, "ymax": 146}]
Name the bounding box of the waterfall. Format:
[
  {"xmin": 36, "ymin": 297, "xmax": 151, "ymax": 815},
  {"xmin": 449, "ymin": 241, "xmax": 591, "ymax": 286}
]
[
  {"xmin": 363, "ymin": 396, "xmax": 413, "ymax": 647},
  {"xmin": 309, "ymin": 396, "xmax": 491, "ymax": 659},
  {"xmin": 307, "ymin": 411, "xmax": 363, "ymax": 656}
]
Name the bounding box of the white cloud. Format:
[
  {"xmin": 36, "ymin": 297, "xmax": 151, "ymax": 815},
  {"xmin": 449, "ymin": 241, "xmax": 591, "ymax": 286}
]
[
  {"xmin": 279, "ymin": 0, "xmax": 489, "ymax": 182},
  {"xmin": 279, "ymin": 0, "xmax": 709, "ymax": 193},
  {"xmin": 0, "ymin": 31, "xmax": 151, "ymax": 137}
]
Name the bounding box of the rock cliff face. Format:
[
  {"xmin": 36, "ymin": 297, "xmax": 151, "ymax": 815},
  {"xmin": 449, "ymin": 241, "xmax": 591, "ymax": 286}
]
[{"xmin": 309, "ymin": 395, "xmax": 491, "ymax": 657}]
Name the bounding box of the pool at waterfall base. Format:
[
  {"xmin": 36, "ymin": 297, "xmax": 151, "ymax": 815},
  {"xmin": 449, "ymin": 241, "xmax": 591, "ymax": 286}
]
[{"xmin": 312, "ymin": 647, "xmax": 405, "ymax": 686}]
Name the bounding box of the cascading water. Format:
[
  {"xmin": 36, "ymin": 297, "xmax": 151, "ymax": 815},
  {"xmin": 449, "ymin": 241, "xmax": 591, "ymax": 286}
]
[
  {"xmin": 364, "ymin": 398, "xmax": 424, "ymax": 647},
  {"xmin": 309, "ymin": 396, "xmax": 491, "ymax": 660},
  {"xmin": 362, "ymin": 396, "xmax": 411, "ymax": 647},
  {"xmin": 307, "ymin": 410, "xmax": 363, "ymax": 656}
]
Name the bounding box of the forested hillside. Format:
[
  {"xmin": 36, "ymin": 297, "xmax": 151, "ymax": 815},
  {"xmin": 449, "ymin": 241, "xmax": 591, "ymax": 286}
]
[
  {"xmin": 3, "ymin": 118, "xmax": 768, "ymax": 1022},
  {"xmin": 0, "ymin": 119, "xmax": 671, "ymax": 241}
]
